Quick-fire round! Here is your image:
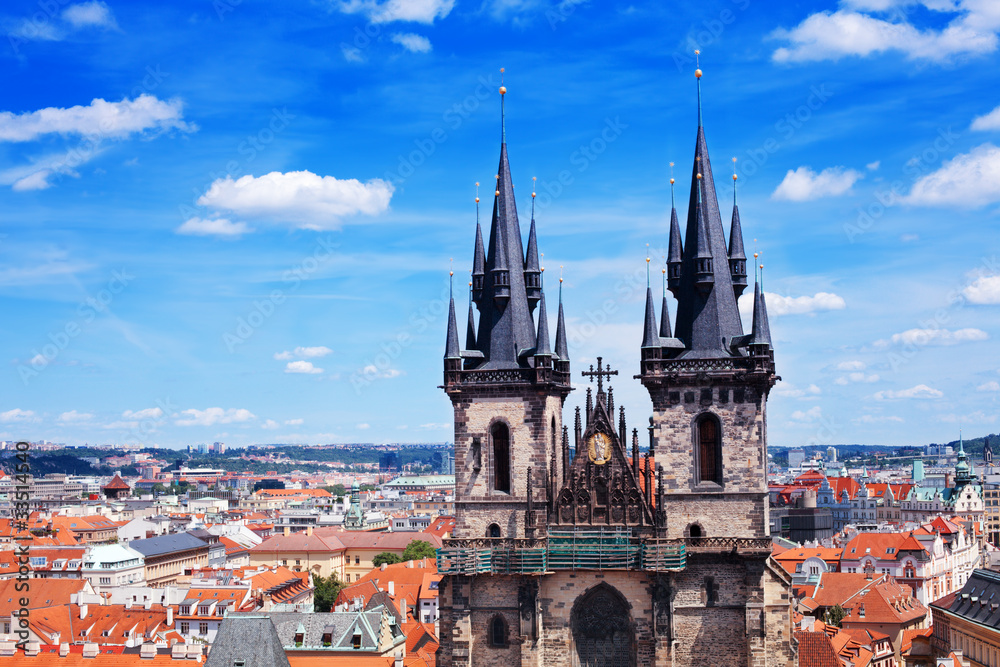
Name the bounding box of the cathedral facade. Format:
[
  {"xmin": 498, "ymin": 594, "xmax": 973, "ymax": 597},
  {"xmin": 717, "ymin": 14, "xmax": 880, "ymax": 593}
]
[{"xmin": 436, "ymin": 72, "xmax": 796, "ymax": 667}]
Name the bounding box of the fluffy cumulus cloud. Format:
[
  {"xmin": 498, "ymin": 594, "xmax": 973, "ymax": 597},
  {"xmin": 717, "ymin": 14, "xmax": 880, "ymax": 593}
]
[
  {"xmin": 836, "ymin": 360, "xmax": 867, "ymax": 371},
  {"xmin": 261, "ymin": 419, "xmax": 279, "ymax": 430},
  {"xmin": 0, "ymin": 95, "xmax": 195, "ymax": 191},
  {"xmin": 122, "ymin": 407, "xmax": 164, "ymax": 420},
  {"xmin": 765, "ymin": 292, "xmax": 846, "ymax": 316},
  {"xmin": 9, "ymin": 1, "xmax": 117, "ymax": 44},
  {"xmin": 285, "ymin": 360, "xmax": 323, "ymax": 374},
  {"xmin": 873, "ymin": 384, "xmax": 943, "ymax": 400},
  {"xmin": 357, "ymin": 422, "xmax": 371, "ymax": 429},
  {"xmin": 771, "ymin": 166, "xmax": 863, "ymax": 201},
  {"xmin": 978, "ymin": 381, "xmax": 1000, "ymax": 392},
  {"xmin": 0, "ymin": 95, "xmax": 193, "ymax": 143},
  {"xmin": 285, "ymin": 418, "xmax": 304, "ymax": 426},
  {"xmin": 775, "ymin": 383, "xmax": 822, "ymax": 398},
  {"xmin": 963, "ymin": 275, "xmax": 1000, "ymax": 304},
  {"xmin": 63, "ymin": 1, "xmax": 118, "ymax": 29},
  {"xmin": 771, "ymin": 2, "xmax": 1000, "ymax": 63},
  {"xmin": 1, "ymin": 408, "xmax": 38, "ymax": 422},
  {"xmin": 790, "ymin": 406, "xmax": 824, "ymax": 422},
  {"xmin": 336, "ymin": 0, "xmax": 454, "ymax": 23},
  {"xmin": 905, "ymin": 143, "xmax": 1000, "ymax": 207},
  {"xmin": 175, "ymin": 407, "xmax": 255, "ymax": 426},
  {"xmin": 390, "ymin": 32, "xmax": 432, "ymax": 52},
  {"xmin": 176, "ymin": 217, "xmax": 249, "ymax": 238},
  {"xmin": 58, "ymin": 410, "xmax": 93, "ymax": 422},
  {"xmin": 874, "ymin": 327, "xmax": 989, "ymax": 348},
  {"xmin": 197, "ymin": 171, "xmax": 394, "ymax": 229},
  {"xmin": 972, "ymin": 104, "xmax": 1000, "ymax": 131},
  {"xmin": 294, "ymin": 346, "xmax": 333, "ymax": 358},
  {"xmin": 835, "ymin": 372, "xmax": 880, "ymax": 385}
]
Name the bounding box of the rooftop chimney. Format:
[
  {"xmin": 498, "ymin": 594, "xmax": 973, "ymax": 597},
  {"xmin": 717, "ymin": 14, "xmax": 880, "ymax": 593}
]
[
  {"xmin": 60, "ymin": 643, "xmax": 70, "ymax": 657},
  {"xmin": 166, "ymin": 606, "xmax": 173, "ymax": 626},
  {"xmin": 80, "ymin": 603, "xmax": 88, "ymax": 619},
  {"xmin": 388, "ymin": 581, "xmax": 394, "ymax": 596}
]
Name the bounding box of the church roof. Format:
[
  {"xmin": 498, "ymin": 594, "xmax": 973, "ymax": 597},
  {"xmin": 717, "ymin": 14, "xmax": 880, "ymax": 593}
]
[{"xmin": 102, "ymin": 474, "xmax": 130, "ymax": 490}]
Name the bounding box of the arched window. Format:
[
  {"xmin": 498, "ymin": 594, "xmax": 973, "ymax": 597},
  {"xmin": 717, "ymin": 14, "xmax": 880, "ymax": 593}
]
[
  {"xmin": 492, "ymin": 422, "xmax": 511, "ymax": 493},
  {"xmin": 696, "ymin": 414, "xmax": 722, "ymax": 485},
  {"xmin": 688, "ymin": 524, "xmax": 703, "ymax": 538},
  {"xmin": 487, "ymin": 523, "xmax": 501, "ymax": 538},
  {"xmin": 489, "ymin": 615, "xmax": 508, "ymax": 647}
]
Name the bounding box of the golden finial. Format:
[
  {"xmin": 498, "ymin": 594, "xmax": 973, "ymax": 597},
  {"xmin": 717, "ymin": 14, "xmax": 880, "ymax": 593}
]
[
  {"xmin": 732, "ymin": 157, "xmax": 738, "ymax": 182},
  {"xmin": 475, "ymin": 181, "xmax": 480, "ymax": 204},
  {"xmin": 694, "ymin": 50, "xmax": 702, "ymax": 79},
  {"xmin": 696, "ymin": 173, "xmax": 702, "ymax": 180},
  {"xmin": 499, "ymin": 67, "xmax": 506, "ymax": 95},
  {"xmin": 669, "ymin": 161, "xmax": 675, "ymax": 185},
  {"xmin": 560, "ymin": 265, "xmax": 564, "ymax": 284},
  {"xmin": 532, "ymin": 175, "xmax": 536, "ymax": 198}
]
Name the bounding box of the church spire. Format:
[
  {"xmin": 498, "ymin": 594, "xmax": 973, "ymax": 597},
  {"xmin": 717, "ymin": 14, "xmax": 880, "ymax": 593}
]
[
  {"xmin": 466, "ymin": 279, "xmax": 477, "ymax": 351},
  {"xmin": 445, "ymin": 270, "xmax": 461, "ymax": 359},
  {"xmin": 641, "ymin": 283, "xmax": 660, "ymax": 349},
  {"xmin": 535, "ymin": 286, "xmax": 552, "ymax": 357},
  {"xmin": 524, "ymin": 179, "xmax": 541, "ymax": 311},
  {"xmin": 666, "ymin": 165, "xmax": 683, "ymax": 296},
  {"xmin": 471, "ymin": 184, "xmax": 485, "ymax": 306},
  {"xmin": 728, "ymin": 158, "xmax": 748, "ymax": 299},
  {"xmin": 473, "ymin": 71, "xmax": 536, "ymax": 368},
  {"xmin": 659, "ymin": 268, "xmax": 672, "ymax": 339},
  {"xmin": 670, "ymin": 55, "xmax": 745, "ymax": 356},
  {"xmin": 554, "ymin": 271, "xmax": 569, "ymax": 361}
]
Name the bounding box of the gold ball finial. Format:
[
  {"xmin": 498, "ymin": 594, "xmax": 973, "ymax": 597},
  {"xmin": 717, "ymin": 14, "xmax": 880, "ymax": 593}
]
[
  {"xmin": 499, "ymin": 85, "xmax": 506, "ymax": 95},
  {"xmin": 670, "ymin": 178, "xmax": 675, "ymax": 185},
  {"xmin": 531, "ymin": 191, "xmax": 536, "ymax": 198},
  {"xmin": 449, "ymin": 271, "xmax": 454, "ymax": 277},
  {"xmin": 475, "ymin": 197, "xmax": 480, "ymax": 203},
  {"xmin": 475, "ymin": 181, "xmax": 479, "ymax": 186},
  {"xmin": 754, "ymin": 252, "xmax": 759, "ymax": 259},
  {"xmin": 662, "ymin": 268, "xmax": 666, "ymax": 274},
  {"xmin": 695, "ymin": 69, "xmax": 702, "ymax": 79},
  {"xmin": 759, "ymin": 264, "xmax": 764, "ymax": 270},
  {"xmin": 696, "ymin": 173, "xmax": 702, "ymax": 180},
  {"xmin": 495, "ymin": 190, "xmax": 500, "ymax": 196},
  {"xmin": 733, "ymin": 174, "xmax": 738, "ymax": 181}
]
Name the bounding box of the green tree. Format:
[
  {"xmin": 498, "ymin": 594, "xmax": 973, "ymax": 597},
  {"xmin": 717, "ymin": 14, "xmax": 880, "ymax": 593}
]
[
  {"xmin": 825, "ymin": 604, "xmax": 846, "ymax": 627},
  {"xmin": 372, "ymin": 552, "xmax": 403, "ymax": 567},
  {"xmin": 313, "ymin": 573, "xmax": 345, "ymax": 612},
  {"xmin": 402, "ymin": 539, "xmax": 437, "ymax": 562},
  {"xmin": 324, "ymin": 484, "xmax": 346, "ymax": 497}
]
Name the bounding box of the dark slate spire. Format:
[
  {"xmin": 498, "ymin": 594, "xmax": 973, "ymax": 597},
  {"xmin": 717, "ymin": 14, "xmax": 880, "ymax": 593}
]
[
  {"xmin": 671, "ymin": 65, "xmax": 745, "ymax": 358},
  {"xmin": 473, "ymin": 100, "xmax": 536, "ymax": 367},
  {"xmin": 524, "ymin": 204, "xmax": 541, "ymax": 311},
  {"xmin": 728, "ymin": 166, "xmax": 748, "ymax": 299},
  {"xmin": 659, "ymin": 292, "xmax": 672, "ymax": 339},
  {"xmin": 535, "ymin": 289, "xmax": 552, "ymax": 356},
  {"xmin": 554, "ymin": 279, "xmax": 569, "ymax": 361},
  {"xmin": 466, "ymin": 288, "xmax": 477, "ymax": 351},
  {"xmin": 471, "ymin": 198, "xmax": 485, "ymax": 306},
  {"xmin": 747, "ymin": 280, "xmax": 772, "ymax": 348},
  {"xmin": 445, "ymin": 276, "xmax": 461, "ymax": 359},
  {"xmin": 641, "ymin": 286, "xmax": 660, "ymax": 348},
  {"xmin": 666, "ymin": 187, "xmax": 683, "ymax": 296}
]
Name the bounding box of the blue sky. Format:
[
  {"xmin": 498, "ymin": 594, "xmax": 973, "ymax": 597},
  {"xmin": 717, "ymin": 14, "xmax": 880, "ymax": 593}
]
[{"xmin": 2, "ymin": 0, "xmax": 999, "ymax": 449}]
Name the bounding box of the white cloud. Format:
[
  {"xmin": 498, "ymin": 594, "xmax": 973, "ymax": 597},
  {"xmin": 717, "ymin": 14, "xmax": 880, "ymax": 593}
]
[
  {"xmin": 0, "ymin": 95, "xmax": 194, "ymax": 143},
  {"xmin": 285, "ymin": 418, "xmax": 304, "ymax": 426},
  {"xmin": 978, "ymin": 381, "xmax": 1000, "ymax": 392},
  {"xmin": 835, "ymin": 372, "xmax": 880, "ymax": 385},
  {"xmin": 771, "ymin": 6, "xmax": 999, "ymax": 63},
  {"xmin": 356, "ymin": 422, "xmax": 371, "ymax": 429},
  {"xmin": 905, "ymin": 143, "xmax": 1000, "ymax": 207},
  {"xmin": 0, "ymin": 408, "xmax": 38, "ymax": 422},
  {"xmin": 873, "ymin": 384, "xmax": 943, "ymax": 400},
  {"xmin": 261, "ymin": 419, "xmax": 279, "ymax": 430},
  {"xmin": 866, "ymin": 160, "xmax": 881, "ymax": 171},
  {"xmin": 772, "ymin": 166, "xmax": 863, "ymax": 201},
  {"xmin": 175, "ymin": 407, "xmax": 256, "ymax": 426},
  {"xmin": 122, "ymin": 407, "xmax": 164, "ymax": 420},
  {"xmin": 853, "ymin": 414, "xmax": 904, "ymax": 424},
  {"xmin": 274, "ymin": 351, "xmax": 293, "ymax": 360},
  {"xmin": 58, "ymin": 410, "xmax": 93, "ymax": 423},
  {"xmin": 874, "ymin": 327, "xmax": 989, "ymax": 348},
  {"xmin": 775, "ymin": 383, "xmax": 822, "ymax": 398},
  {"xmin": 939, "ymin": 411, "xmax": 998, "ymax": 424},
  {"xmin": 197, "ymin": 171, "xmax": 394, "ymax": 229},
  {"xmin": 12, "ymin": 171, "xmax": 56, "ymax": 191},
  {"xmin": 964, "ymin": 275, "xmax": 1000, "ymax": 304},
  {"xmin": 390, "ymin": 32, "xmax": 432, "ymax": 53},
  {"xmin": 294, "ymin": 346, "xmax": 333, "ymax": 358},
  {"xmin": 972, "ymin": 105, "xmax": 1000, "ymax": 131},
  {"xmin": 63, "ymin": 2, "xmax": 118, "ymax": 29},
  {"xmin": 764, "ymin": 292, "xmax": 846, "ymax": 316},
  {"xmin": 336, "ymin": 0, "xmax": 455, "ymax": 24},
  {"xmin": 176, "ymin": 217, "xmax": 249, "ymax": 237},
  {"xmin": 836, "ymin": 360, "xmax": 867, "ymax": 371},
  {"xmin": 285, "ymin": 360, "xmax": 323, "ymax": 374},
  {"xmin": 790, "ymin": 406, "xmax": 824, "ymax": 422},
  {"xmin": 361, "ymin": 364, "xmax": 403, "ymax": 379}
]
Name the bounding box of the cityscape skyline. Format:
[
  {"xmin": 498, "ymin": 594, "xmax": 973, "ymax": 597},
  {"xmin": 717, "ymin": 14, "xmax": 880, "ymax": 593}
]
[{"xmin": 2, "ymin": 0, "xmax": 999, "ymax": 449}]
